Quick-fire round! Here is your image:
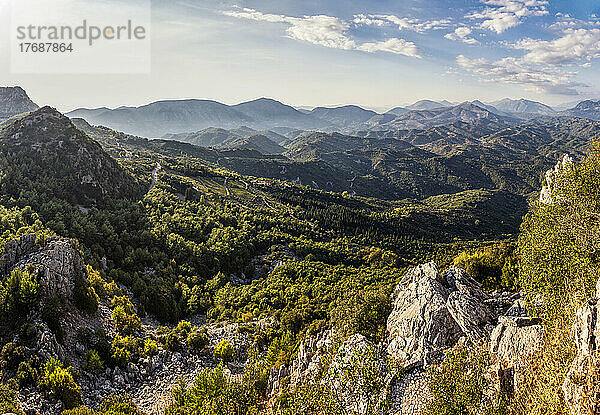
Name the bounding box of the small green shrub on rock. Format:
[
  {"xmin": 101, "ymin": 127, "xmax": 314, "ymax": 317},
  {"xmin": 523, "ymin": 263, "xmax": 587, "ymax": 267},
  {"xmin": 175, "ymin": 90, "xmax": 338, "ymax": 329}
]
[
  {"xmin": 214, "ymin": 339, "xmax": 234, "ymax": 362},
  {"xmin": 40, "ymin": 357, "xmax": 82, "ymax": 409}
]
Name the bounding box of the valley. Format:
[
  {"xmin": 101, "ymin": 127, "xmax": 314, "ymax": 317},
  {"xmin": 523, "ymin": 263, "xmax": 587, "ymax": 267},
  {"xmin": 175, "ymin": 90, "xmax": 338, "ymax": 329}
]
[{"xmin": 0, "ymin": 86, "xmax": 599, "ymax": 414}]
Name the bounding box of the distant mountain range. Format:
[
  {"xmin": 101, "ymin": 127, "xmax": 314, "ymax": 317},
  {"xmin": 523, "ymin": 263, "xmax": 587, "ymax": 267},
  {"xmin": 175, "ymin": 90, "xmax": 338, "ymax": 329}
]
[{"xmin": 64, "ymin": 94, "xmax": 600, "ymax": 139}]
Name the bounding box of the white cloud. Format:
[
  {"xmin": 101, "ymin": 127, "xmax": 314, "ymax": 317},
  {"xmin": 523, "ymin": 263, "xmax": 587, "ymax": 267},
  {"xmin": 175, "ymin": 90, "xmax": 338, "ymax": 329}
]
[
  {"xmin": 514, "ymin": 29, "xmax": 600, "ymax": 65},
  {"xmin": 224, "ymin": 8, "xmax": 355, "ymax": 50},
  {"xmin": 224, "ymin": 8, "xmax": 421, "ymax": 57},
  {"xmin": 456, "ymin": 54, "xmax": 586, "ymax": 95},
  {"xmin": 357, "ymin": 38, "xmax": 421, "ymax": 57},
  {"xmin": 445, "ymin": 27, "xmax": 479, "ymax": 44},
  {"xmin": 468, "ymin": 0, "xmax": 549, "ymax": 34},
  {"xmin": 354, "ymin": 14, "xmax": 451, "ymax": 32}
]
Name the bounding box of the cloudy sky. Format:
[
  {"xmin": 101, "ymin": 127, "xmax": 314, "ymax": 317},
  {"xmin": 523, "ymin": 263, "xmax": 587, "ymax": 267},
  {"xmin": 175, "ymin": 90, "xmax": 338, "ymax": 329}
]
[{"xmin": 0, "ymin": 0, "xmax": 599, "ymax": 111}]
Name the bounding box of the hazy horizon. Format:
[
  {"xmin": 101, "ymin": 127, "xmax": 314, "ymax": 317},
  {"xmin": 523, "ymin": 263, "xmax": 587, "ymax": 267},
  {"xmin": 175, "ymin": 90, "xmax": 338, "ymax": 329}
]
[{"xmin": 1, "ymin": 0, "xmax": 599, "ymax": 112}]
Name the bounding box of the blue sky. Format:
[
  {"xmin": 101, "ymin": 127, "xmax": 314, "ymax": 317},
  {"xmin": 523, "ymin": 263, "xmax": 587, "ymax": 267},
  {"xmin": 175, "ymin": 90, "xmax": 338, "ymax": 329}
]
[{"xmin": 1, "ymin": 0, "xmax": 600, "ymax": 110}]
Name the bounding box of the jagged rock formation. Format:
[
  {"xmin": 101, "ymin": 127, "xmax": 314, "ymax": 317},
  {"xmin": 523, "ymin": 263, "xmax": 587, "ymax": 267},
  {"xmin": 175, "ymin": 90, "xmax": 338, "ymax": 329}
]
[
  {"xmin": 0, "ymin": 86, "xmax": 38, "ymax": 122},
  {"xmin": 267, "ymin": 263, "xmax": 517, "ymax": 415},
  {"xmin": 386, "ymin": 262, "xmax": 497, "ymax": 366},
  {"xmin": 0, "ymin": 234, "xmax": 86, "ymax": 300},
  {"xmin": 489, "ymin": 299, "xmax": 544, "ymax": 400},
  {"xmin": 562, "ymin": 281, "xmax": 600, "ymax": 415},
  {"xmin": 539, "ymin": 154, "xmax": 573, "ymax": 204}
]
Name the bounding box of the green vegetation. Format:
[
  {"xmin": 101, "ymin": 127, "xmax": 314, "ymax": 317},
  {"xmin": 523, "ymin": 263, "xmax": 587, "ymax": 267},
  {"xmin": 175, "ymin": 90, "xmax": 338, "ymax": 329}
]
[
  {"xmin": 62, "ymin": 395, "xmax": 144, "ymax": 415},
  {"xmin": 425, "ymin": 345, "xmax": 506, "ymax": 415},
  {"xmin": 512, "ymin": 144, "xmax": 600, "ymax": 414},
  {"xmin": 0, "ymin": 382, "xmax": 24, "ymax": 415},
  {"xmin": 214, "ymin": 339, "xmax": 235, "ymax": 362},
  {"xmin": 40, "ymin": 357, "xmax": 82, "ymax": 409}
]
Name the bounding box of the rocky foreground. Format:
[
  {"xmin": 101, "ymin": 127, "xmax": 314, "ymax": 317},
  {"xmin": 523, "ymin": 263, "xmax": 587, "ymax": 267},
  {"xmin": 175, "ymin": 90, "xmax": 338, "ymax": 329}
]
[{"xmin": 2, "ymin": 231, "xmax": 595, "ymax": 414}]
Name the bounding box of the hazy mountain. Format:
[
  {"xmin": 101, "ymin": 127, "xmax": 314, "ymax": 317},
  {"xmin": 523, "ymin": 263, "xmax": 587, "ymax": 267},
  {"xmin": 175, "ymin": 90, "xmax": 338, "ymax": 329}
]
[
  {"xmin": 489, "ymin": 98, "xmax": 555, "ymax": 116},
  {"xmin": 310, "ymin": 105, "xmax": 378, "ymax": 129},
  {"xmin": 376, "ymin": 102, "xmax": 517, "ymax": 130},
  {"xmin": 231, "ymin": 98, "xmax": 332, "ymax": 130},
  {"xmin": 0, "ymin": 107, "xmax": 142, "ymax": 204},
  {"xmin": 224, "ymin": 134, "xmax": 286, "ymax": 154},
  {"xmin": 560, "ymin": 100, "xmax": 600, "ymax": 121},
  {"xmin": 68, "ymin": 97, "xmax": 332, "ymax": 137},
  {"xmin": 0, "ymin": 86, "xmax": 39, "ymax": 122},
  {"xmin": 67, "ymin": 99, "xmax": 255, "ymax": 138},
  {"xmin": 164, "ymin": 126, "xmax": 288, "ymax": 149}
]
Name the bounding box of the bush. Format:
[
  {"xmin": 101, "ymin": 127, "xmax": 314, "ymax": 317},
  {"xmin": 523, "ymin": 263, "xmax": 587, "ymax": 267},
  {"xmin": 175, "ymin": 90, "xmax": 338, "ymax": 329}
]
[
  {"xmin": 1, "ymin": 342, "xmax": 25, "ymax": 371},
  {"xmin": 214, "ymin": 339, "xmax": 234, "ymax": 362},
  {"xmin": 111, "ymin": 296, "xmax": 141, "ymax": 335},
  {"xmin": 143, "ymin": 338, "xmax": 158, "ymax": 356},
  {"xmin": 16, "ymin": 360, "xmax": 37, "ymax": 387},
  {"xmin": 425, "ymin": 345, "xmax": 505, "ymax": 415},
  {"xmin": 166, "ymin": 364, "xmax": 258, "ymax": 414},
  {"xmin": 187, "ymin": 329, "xmax": 209, "ymax": 353},
  {"xmin": 43, "ymin": 294, "xmax": 64, "ymax": 341},
  {"xmin": 62, "ymin": 394, "xmax": 144, "ymax": 415},
  {"xmin": 0, "ymin": 267, "xmax": 39, "ymax": 322},
  {"xmin": 73, "ymin": 278, "xmax": 99, "ymax": 314},
  {"xmin": 453, "ymin": 242, "xmax": 517, "ymax": 290},
  {"xmin": 0, "ymin": 382, "xmax": 24, "ymax": 415},
  {"xmin": 40, "ymin": 357, "xmax": 82, "ymax": 409},
  {"xmin": 84, "ymin": 350, "xmax": 104, "ymax": 372}
]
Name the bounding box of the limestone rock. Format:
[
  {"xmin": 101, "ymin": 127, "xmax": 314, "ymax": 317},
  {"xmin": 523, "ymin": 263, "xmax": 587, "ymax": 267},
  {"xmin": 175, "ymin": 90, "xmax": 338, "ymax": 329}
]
[
  {"xmin": 563, "ymin": 297, "xmax": 600, "ymax": 415},
  {"xmin": 539, "ymin": 154, "xmax": 573, "ymax": 204},
  {"xmin": 386, "ymin": 262, "xmax": 463, "ymax": 366},
  {"xmin": 386, "ymin": 263, "xmax": 496, "ymax": 366}
]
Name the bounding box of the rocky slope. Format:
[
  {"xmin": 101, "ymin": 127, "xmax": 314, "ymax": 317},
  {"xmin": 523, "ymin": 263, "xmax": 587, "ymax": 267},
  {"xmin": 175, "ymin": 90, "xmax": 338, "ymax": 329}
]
[
  {"xmin": 0, "ymin": 106, "xmax": 143, "ymax": 204},
  {"xmin": 0, "ymin": 86, "xmax": 38, "ymax": 122}
]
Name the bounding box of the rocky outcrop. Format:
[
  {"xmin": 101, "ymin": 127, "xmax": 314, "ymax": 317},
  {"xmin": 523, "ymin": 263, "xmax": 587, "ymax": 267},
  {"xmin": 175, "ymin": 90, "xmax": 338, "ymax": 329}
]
[
  {"xmin": 267, "ymin": 329, "xmax": 334, "ymax": 398},
  {"xmin": 489, "ymin": 299, "xmax": 544, "ymax": 400},
  {"xmin": 386, "ymin": 262, "xmax": 497, "ymax": 366},
  {"xmin": 0, "ymin": 235, "xmax": 86, "ymax": 300},
  {"xmin": 562, "ymin": 283, "xmax": 600, "ymax": 415},
  {"xmin": 0, "ymin": 86, "xmax": 38, "ymax": 122},
  {"xmin": 324, "ymin": 334, "xmax": 389, "ymax": 415},
  {"xmin": 540, "ymin": 154, "xmax": 573, "ymax": 204}
]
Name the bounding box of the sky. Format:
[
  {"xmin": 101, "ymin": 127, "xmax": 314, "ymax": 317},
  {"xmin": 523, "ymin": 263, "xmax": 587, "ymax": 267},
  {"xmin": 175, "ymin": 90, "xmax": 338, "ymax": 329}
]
[{"xmin": 0, "ymin": 0, "xmax": 600, "ymax": 112}]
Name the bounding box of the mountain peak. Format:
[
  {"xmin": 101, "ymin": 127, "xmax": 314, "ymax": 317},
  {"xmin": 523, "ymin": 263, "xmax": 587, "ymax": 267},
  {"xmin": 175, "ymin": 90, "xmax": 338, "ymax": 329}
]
[
  {"xmin": 0, "ymin": 86, "xmax": 39, "ymax": 122},
  {"xmin": 0, "ymin": 107, "xmax": 143, "ymax": 204}
]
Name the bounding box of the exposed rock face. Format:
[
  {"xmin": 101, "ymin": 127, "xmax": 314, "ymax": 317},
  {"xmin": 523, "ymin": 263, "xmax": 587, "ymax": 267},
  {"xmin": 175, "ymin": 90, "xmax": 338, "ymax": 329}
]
[
  {"xmin": 386, "ymin": 262, "xmax": 495, "ymax": 366},
  {"xmin": 0, "ymin": 86, "xmax": 38, "ymax": 122},
  {"xmin": 0, "ymin": 235, "xmax": 86, "ymax": 300},
  {"xmin": 267, "ymin": 329, "xmax": 333, "ymax": 398},
  {"xmin": 324, "ymin": 334, "xmax": 389, "ymax": 415},
  {"xmin": 562, "ymin": 282, "xmax": 600, "ymax": 415},
  {"xmin": 489, "ymin": 299, "xmax": 544, "ymax": 400},
  {"xmin": 539, "ymin": 154, "xmax": 573, "ymax": 204}
]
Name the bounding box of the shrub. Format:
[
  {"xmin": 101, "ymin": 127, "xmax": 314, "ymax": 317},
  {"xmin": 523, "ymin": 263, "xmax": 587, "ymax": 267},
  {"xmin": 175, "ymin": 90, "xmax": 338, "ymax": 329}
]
[
  {"xmin": 214, "ymin": 339, "xmax": 234, "ymax": 362},
  {"xmin": 0, "ymin": 267, "xmax": 39, "ymax": 322},
  {"xmin": 62, "ymin": 394, "xmax": 144, "ymax": 415},
  {"xmin": 0, "ymin": 382, "xmax": 24, "ymax": 415},
  {"xmin": 143, "ymin": 338, "xmax": 158, "ymax": 356},
  {"xmin": 453, "ymin": 242, "xmax": 518, "ymax": 290},
  {"xmin": 166, "ymin": 364, "xmax": 257, "ymax": 414},
  {"xmin": 43, "ymin": 294, "xmax": 64, "ymax": 341},
  {"xmin": 187, "ymin": 329, "xmax": 209, "ymax": 353},
  {"xmin": 1, "ymin": 342, "xmax": 25, "ymax": 371},
  {"xmin": 111, "ymin": 296, "xmax": 141, "ymax": 335},
  {"xmin": 16, "ymin": 360, "xmax": 37, "ymax": 387},
  {"xmin": 40, "ymin": 357, "xmax": 82, "ymax": 409},
  {"xmin": 87, "ymin": 266, "xmax": 107, "ymax": 298},
  {"xmin": 84, "ymin": 350, "xmax": 104, "ymax": 372},
  {"xmin": 425, "ymin": 345, "xmax": 505, "ymax": 415}
]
